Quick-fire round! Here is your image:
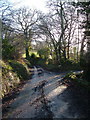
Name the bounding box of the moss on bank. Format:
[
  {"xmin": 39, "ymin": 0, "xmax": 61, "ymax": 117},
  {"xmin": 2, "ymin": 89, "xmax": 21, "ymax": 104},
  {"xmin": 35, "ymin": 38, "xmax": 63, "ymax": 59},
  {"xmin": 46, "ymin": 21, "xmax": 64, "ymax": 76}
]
[
  {"xmin": 1, "ymin": 59, "xmax": 31, "ymax": 98},
  {"xmin": 9, "ymin": 60, "xmax": 29, "ymax": 80}
]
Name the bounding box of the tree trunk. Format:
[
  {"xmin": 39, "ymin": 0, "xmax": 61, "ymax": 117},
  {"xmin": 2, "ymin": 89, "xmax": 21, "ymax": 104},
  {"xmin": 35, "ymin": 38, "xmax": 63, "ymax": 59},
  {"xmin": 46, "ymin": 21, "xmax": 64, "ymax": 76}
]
[
  {"xmin": 58, "ymin": 45, "xmax": 61, "ymax": 64},
  {"xmin": 63, "ymin": 47, "xmax": 66, "ymax": 61},
  {"xmin": 80, "ymin": 36, "xmax": 86, "ymax": 63},
  {"xmin": 67, "ymin": 40, "xmax": 69, "ymax": 59},
  {"xmin": 84, "ymin": 35, "xmax": 90, "ymax": 82},
  {"xmin": 26, "ymin": 47, "xmax": 29, "ymax": 59},
  {"xmin": 54, "ymin": 47, "xmax": 59, "ymax": 64},
  {"xmin": 77, "ymin": 12, "xmax": 79, "ymax": 62}
]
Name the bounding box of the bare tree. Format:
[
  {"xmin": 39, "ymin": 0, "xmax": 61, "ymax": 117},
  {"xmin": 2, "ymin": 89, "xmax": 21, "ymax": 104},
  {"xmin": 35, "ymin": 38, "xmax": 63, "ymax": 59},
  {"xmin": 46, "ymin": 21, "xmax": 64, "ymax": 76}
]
[
  {"xmin": 38, "ymin": 0, "xmax": 76, "ymax": 64},
  {"xmin": 0, "ymin": 0, "xmax": 13, "ymax": 40},
  {"xmin": 37, "ymin": 13, "xmax": 59, "ymax": 63},
  {"xmin": 11, "ymin": 7, "xmax": 38, "ymax": 58}
]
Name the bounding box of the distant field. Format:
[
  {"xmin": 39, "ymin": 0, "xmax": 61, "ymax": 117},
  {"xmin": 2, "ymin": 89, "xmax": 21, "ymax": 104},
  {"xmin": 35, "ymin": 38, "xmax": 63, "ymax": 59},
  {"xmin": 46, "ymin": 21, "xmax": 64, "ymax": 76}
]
[{"xmin": 22, "ymin": 51, "xmax": 39, "ymax": 58}]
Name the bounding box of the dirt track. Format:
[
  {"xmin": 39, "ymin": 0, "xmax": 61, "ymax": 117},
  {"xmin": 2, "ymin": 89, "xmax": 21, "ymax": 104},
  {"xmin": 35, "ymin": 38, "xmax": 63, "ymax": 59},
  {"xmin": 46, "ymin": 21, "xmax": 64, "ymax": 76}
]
[{"xmin": 2, "ymin": 67, "xmax": 88, "ymax": 118}]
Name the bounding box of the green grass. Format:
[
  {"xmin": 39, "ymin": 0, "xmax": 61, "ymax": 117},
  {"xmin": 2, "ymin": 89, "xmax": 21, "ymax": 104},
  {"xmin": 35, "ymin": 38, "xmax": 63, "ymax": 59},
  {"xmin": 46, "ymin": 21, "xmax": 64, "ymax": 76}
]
[
  {"xmin": 22, "ymin": 53, "xmax": 26, "ymax": 58},
  {"xmin": 22, "ymin": 51, "xmax": 39, "ymax": 58},
  {"xmin": 9, "ymin": 60, "xmax": 30, "ymax": 80},
  {"xmin": 64, "ymin": 72, "xmax": 90, "ymax": 90}
]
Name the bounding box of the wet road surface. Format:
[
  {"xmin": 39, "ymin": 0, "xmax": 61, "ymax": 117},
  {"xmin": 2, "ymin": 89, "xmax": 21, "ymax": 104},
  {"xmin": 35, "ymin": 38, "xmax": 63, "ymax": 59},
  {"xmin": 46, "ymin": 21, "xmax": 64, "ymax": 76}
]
[{"xmin": 2, "ymin": 67, "xmax": 88, "ymax": 118}]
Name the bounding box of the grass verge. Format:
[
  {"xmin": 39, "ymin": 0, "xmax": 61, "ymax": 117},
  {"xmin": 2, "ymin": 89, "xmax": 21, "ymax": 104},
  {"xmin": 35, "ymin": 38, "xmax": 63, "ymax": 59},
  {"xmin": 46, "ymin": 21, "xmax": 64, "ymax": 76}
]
[
  {"xmin": 1, "ymin": 59, "xmax": 31, "ymax": 98},
  {"xmin": 64, "ymin": 71, "xmax": 90, "ymax": 91}
]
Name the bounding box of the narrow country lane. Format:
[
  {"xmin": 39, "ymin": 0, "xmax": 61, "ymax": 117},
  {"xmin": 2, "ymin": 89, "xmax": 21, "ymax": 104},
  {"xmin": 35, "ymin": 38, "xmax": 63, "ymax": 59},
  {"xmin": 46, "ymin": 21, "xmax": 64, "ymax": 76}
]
[{"xmin": 2, "ymin": 67, "xmax": 88, "ymax": 119}]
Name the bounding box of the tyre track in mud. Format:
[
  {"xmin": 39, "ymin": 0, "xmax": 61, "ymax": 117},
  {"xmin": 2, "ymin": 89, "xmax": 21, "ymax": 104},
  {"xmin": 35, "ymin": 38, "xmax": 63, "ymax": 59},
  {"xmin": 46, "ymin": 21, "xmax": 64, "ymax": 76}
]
[{"xmin": 33, "ymin": 80, "xmax": 54, "ymax": 118}]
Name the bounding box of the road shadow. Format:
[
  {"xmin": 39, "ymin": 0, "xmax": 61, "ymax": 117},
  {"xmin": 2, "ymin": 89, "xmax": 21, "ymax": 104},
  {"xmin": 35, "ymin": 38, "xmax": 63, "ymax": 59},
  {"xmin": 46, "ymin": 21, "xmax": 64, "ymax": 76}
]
[{"xmin": 56, "ymin": 82, "xmax": 89, "ymax": 118}]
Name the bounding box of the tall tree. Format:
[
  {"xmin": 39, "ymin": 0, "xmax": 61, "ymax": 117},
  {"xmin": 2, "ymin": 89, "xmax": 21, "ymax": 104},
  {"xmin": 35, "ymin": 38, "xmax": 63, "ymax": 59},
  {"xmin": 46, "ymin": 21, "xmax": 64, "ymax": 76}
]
[
  {"xmin": 76, "ymin": 1, "xmax": 90, "ymax": 81},
  {"xmin": 11, "ymin": 7, "xmax": 38, "ymax": 58},
  {"xmin": 38, "ymin": 0, "xmax": 76, "ymax": 63},
  {"xmin": 0, "ymin": 0, "xmax": 13, "ymax": 40}
]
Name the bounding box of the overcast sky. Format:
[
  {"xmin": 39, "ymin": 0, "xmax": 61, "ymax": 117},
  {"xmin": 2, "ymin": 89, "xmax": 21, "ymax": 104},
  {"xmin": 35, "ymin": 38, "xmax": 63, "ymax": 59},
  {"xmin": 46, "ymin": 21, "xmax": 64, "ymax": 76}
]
[{"xmin": 9, "ymin": 0, "xmax": 48, "ymax": 13}]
